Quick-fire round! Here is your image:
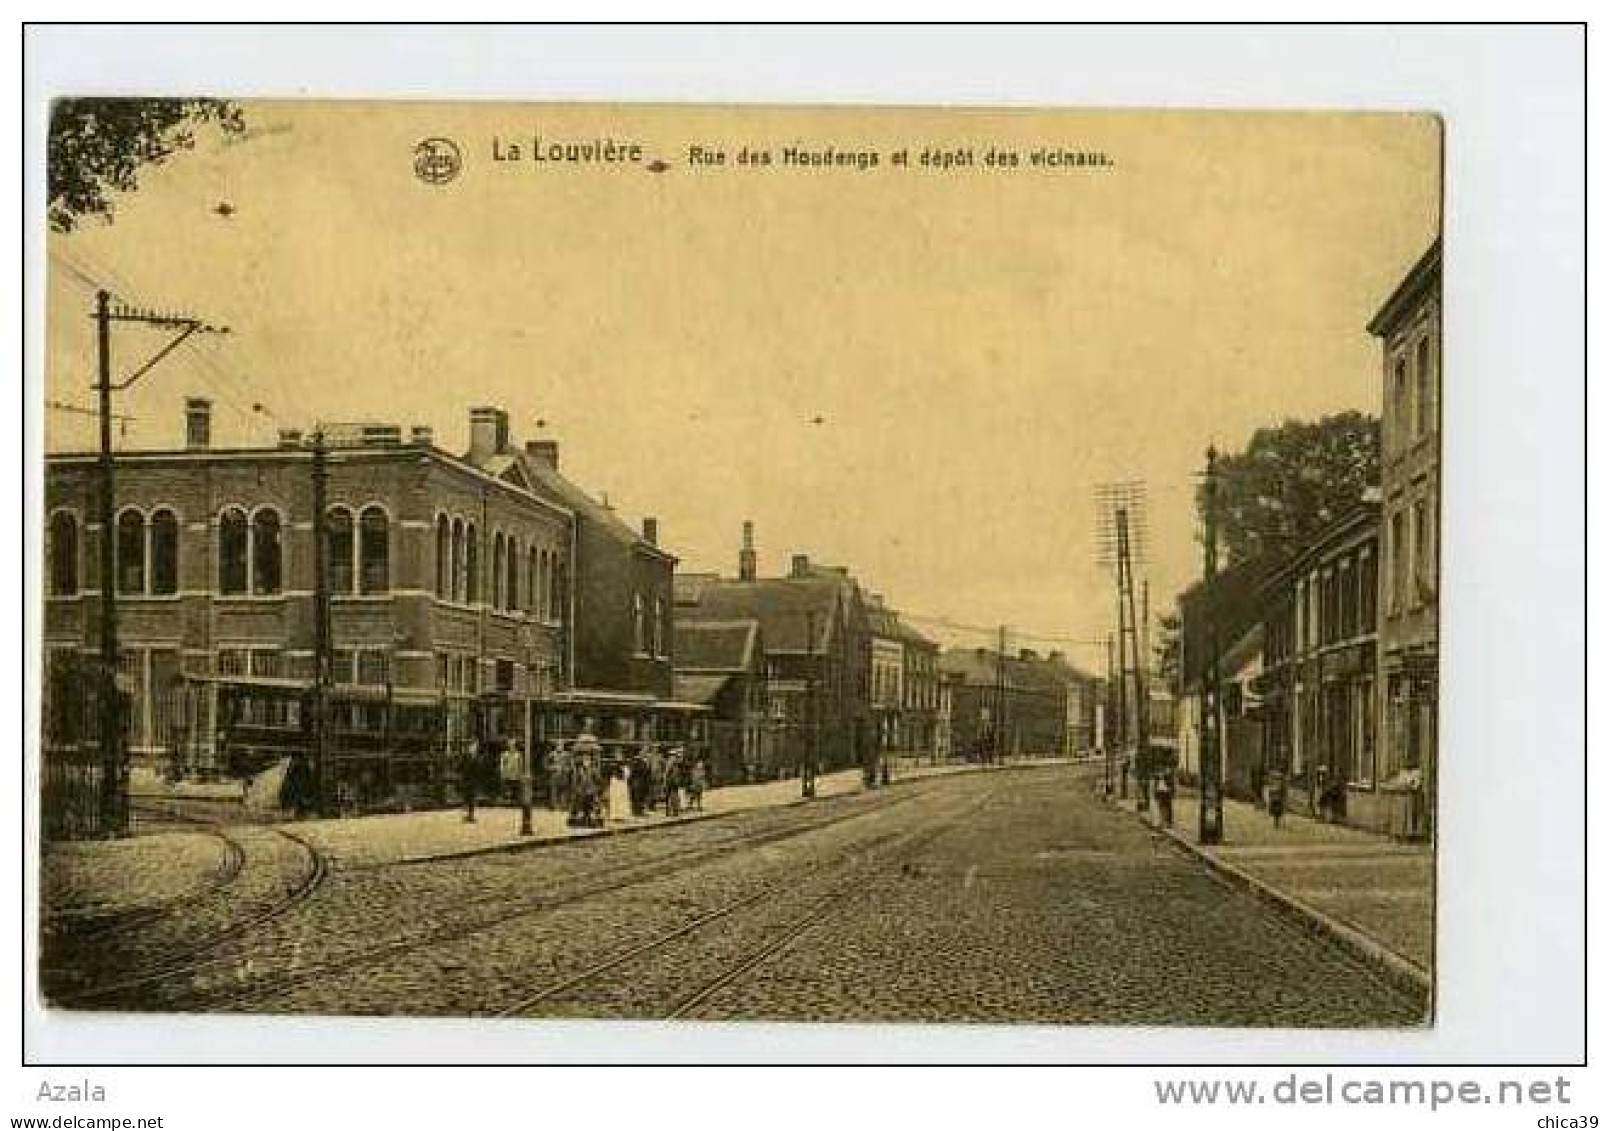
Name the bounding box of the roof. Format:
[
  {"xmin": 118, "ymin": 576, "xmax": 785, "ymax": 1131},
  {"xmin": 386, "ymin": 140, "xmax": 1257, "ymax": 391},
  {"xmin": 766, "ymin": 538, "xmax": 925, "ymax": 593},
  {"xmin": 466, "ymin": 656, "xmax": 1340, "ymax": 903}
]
[
  {"xmin": 499, "ymin": 448, "xmax": 676, "ymax": 563},
  {"xmin": 671, "ymin": 575, "xmax": 844, "ymax": 654},
  {"xmin": 673, "ymin": 673, "xmax": 734, "ymax": 706},
  {"xmin": 1259, "ymin": 501, "xmax": 1381, "ymax": 591},
  {"xmin": 673, "ymin": 619, "xmax": 760, "ymax": 672},
  {"xmin": 1367, "ymin": 238, "xmax": 1441, "ymax": 337},
  {"xmin": 1178, "ymin": 555, "xmax": 1284, "ymax": 689}
]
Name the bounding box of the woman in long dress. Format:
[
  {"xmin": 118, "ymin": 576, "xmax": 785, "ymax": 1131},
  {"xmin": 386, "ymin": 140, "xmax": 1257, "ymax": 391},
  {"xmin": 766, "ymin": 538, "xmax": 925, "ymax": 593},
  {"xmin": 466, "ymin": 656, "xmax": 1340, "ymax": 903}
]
[{"xmin": 607, "ymin": 761, "xmax": 632, "ymax": 822}]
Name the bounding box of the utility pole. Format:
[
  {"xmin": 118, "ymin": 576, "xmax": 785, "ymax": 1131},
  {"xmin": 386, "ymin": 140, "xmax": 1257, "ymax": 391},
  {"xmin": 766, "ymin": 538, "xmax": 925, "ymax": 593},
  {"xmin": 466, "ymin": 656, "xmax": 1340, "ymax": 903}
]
[
  {"xmin": 311, "ymin": 429, "xmax": 332, "ymax": 818},
  {"xmin": 94, "ymin": 291, "xmax": 120, "ymax": 837},
  {"xmin": 1104, "ymin": 633, "xmax": 1116, "ymax": 796},
  {"xmin": 803, "ymin": 609, "xmax": 818, "ymax": 798},
  {"xmin": 1118, "ymin": 508, "xmax": 1150, "ymax": 812},
  {"xmin": 91, "ymin": 291, "xmax": 226, "ymax": 838},
  {"xmin": 520, "ymin": 670, "xmax": 535, "ymax": 837},
  {"xmin": 995, "ymin": 624, "xmax": 1008, "ymax": 764},
  {"xmin": 1200, "ymin": 446, "xmax": 1225, "ymax": 845}
]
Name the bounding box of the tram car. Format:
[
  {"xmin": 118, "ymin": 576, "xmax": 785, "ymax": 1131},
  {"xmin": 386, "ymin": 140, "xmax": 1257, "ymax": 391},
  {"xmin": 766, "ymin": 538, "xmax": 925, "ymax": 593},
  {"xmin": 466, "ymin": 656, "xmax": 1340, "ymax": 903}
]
[{"xmin": 210, "ymin": 676, "xmax": 455, "ymax": 815}]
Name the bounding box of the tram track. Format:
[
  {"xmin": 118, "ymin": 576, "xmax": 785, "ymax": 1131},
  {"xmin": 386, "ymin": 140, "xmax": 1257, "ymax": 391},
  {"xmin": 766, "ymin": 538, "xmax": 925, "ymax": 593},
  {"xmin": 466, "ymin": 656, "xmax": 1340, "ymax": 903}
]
[
  {"xmin": 198, "ymin": 781, "xmax": 935, "ymax": 1013},
  {"xmin": 490, "ymin": 786, "xmax": 997, "ymax": 1021},
  {"xmin": 46, "ymin": 822, "xmax": 329, "ymax": 1010},
  {"xmin": 46, "ymin": 806, "xmax": 250, "ymax": 943}
]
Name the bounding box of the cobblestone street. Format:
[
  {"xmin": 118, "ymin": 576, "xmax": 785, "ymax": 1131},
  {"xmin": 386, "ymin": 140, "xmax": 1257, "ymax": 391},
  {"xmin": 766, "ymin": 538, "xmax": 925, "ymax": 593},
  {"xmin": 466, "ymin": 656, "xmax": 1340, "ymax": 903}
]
[{"xmin": 42, "ymin": 764, "xmax": 1426, "ymax": 1026}]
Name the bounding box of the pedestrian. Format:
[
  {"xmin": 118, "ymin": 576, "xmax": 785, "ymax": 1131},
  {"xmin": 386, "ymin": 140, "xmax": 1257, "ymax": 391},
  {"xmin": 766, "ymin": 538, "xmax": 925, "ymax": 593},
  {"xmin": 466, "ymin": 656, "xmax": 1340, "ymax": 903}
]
[
  {"xmin": 663, "ymin": 747, "xmax": 683, "ymax": 817},
  {"xmin": 461, "ymin": 736, "xmax": 482, "ymax": 823},
  {"xmin": 1267, "ymin": 769, "xmax": 1287, "ymax": 830},
  {"xmin": 607, "ymin": 757, "xmax": 631, "ymax": 822},
  {"xmin": 546, "ymin": 741, "xmax": 571, "ymax": 812},
  {"xmin": 687, "ymin": 756, "xmax": 707, "ymax": 813},
  {"xmin": 1154, "ymin": 771, "xmax": 1174, "ymax": 828},
  {"xmin": 569, "ymin": 728, "xmax": 603, "ymax": 827},
  {"xmin": 646, "ymin": 743, "xmax": 666, "ymax": 811}
]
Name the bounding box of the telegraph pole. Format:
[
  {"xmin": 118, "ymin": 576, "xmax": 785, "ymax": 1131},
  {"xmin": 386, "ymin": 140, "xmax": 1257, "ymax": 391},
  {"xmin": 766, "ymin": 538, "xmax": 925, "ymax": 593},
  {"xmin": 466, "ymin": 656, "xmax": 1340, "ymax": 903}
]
[
  {"xmin": 94, "ymin": 292, "xmax": 121, "ymax": 836},
  {"xmin": 1200, "ymin": 446, "xmax": 1225, "ymax": 844},
  {"xmin": 803, "ymin": 609, "xmax": 818, "ymax": 798},
  {"xmin": 1104, "ymin": 633, "xmax": 1116, "ymax": 796},
  {"xmin": 91, "ymin": 291, "xmax": 226, "ymax": 838},
  {"xmin": 995, "ymin": 624, "xmax": 1008, "ymax": 764},
  {"xmin": 311, "ymin": 429, "xmax": 332, "ymax": 818}
]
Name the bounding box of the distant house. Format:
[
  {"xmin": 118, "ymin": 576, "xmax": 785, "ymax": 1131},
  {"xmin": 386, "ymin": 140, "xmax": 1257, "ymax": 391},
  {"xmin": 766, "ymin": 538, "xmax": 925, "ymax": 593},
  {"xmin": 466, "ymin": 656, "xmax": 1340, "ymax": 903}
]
[
  {"xmin": 674, "ymin": 530, "xmax": 872, "ymax": 774},
  {"xmin": 938, "ymin": 647, "xmax": 1096, "ymax": 759},
  {"xmin": 672, "ymin": 617, "xmax": 769, "ymax": 784}
]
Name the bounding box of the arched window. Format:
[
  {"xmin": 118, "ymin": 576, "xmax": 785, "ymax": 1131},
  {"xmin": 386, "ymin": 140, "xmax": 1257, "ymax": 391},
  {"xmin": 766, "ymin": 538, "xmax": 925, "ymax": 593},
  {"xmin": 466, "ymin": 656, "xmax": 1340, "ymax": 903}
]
[
  {"xmin": 527, "ymin": 546, "xmax": 539, "ymax": 615},
  {"xmin": 547, "ymin": 551, "xmax": 559, "ymax": 622},
  {"xmin": 219, "ymin": 509, "xmax": 248, "ymax": 594},
  {"xmin": 435, "ymin": 515, "xmax": 450, "ymax": 598},
  {"xmin": 327, "ymin": 508, "xmax": 354, "ymax": 593},
  {"xmin": 632, "ymin": 593, "xmax": 646, "ymax": 654},
  {"xmin": 465, "ymin": 523, "xmax": 479, "ymax": 604},
  {"xmin": 150, "ymin": 509, "xmax": 179, "ymax": 595},
  {"xmin": 49, "ymin": 511, "xmax": 78, "ymax": 596},
  {"xmin": 117, "ymin": 510, "xmax": 146, "ymax": 594},
  {"xmin": 450, "ymin": 518, "xmax": 465, "ymax": 602},
  {"xmin": 359, "ymin": 505, "xmax": 388, "ymax": 594},
  {"xmin": 253, "ymin": 510, "xmax": 282, "ymax": 595},
  {"xmin": 505, "ymin": 536, "xmax": 519, "ymax": 613},
  {"xmin": 492, "ymin": 532, "xmax": 505, "ymax": 609}
]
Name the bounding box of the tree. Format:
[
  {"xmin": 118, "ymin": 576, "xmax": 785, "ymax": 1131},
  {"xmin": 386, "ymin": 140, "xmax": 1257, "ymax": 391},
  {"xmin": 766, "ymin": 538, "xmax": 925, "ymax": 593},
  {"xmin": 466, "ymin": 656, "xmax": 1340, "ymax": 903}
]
[
  {"xmin": 48, "ymin": 98, "xmax": 243, "ymax": 232},
  {"xmin": 1154, "ymin": 612, "xmax": 1182, "ymax": 690},
  {"xmin": 1201, "ymin": 411, "xmax": 1380, "ymax": 567}
]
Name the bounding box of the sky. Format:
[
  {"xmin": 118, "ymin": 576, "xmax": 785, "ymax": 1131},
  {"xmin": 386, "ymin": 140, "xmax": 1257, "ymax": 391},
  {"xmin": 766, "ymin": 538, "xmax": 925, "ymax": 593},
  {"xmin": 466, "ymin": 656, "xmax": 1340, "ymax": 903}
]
[{"xmin": 44, "ymin": 101, "xmax": 1441, "ymax": 667}]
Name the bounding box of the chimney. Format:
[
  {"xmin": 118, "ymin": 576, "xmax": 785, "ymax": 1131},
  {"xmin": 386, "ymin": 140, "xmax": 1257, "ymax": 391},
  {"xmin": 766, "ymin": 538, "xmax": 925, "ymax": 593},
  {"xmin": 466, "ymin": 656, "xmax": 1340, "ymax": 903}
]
[
  {"xmin": 277, "ymin": 428, "xmax": 304, "ymax": 449},
  {"xmin": 525, "ymin": 439, "xmax": 559, "ymax": 470},
  {"xmin": 790, "ymin": 553, "xmax": 811, "ymax": 579},
  {"xmin": 185, "ymin": 397, "xmax": 212, "ymax": 450},
  {"xmin": 410, "ymin": 425, "xmax": 435, "ymax": 447},
  {"xmin": 642, "ymin": 517, "xmax": 659, "ymax": 546},
  {"xmin": 1019, "ymin": 648, "xmax": 1038, "ymax": 661},
  {"xmin": 1049, "ymin": 650, "xmax": 1065, "ymax": 663},
  {"xmin": 468, "ymin": 406, "xmax": 509, "ymax": 462},
  {"xmin": 739, "ymin": 521, "xmax": 757, "ymax": 581}
]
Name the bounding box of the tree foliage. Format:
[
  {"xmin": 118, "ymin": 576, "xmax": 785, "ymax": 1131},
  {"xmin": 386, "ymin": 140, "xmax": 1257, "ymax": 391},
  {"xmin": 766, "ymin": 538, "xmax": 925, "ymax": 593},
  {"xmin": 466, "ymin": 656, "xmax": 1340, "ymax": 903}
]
[
  {"xmin": 1201, "ymin": 411, "xmax": 1381, "ymax": 567},
  {"xmin": 48, "ymin": 98, "xmax": 244, "ymax": 232},
  {"xmin": 1154, "ymin": 611, "xmax": 1182, "ymax": 690}
]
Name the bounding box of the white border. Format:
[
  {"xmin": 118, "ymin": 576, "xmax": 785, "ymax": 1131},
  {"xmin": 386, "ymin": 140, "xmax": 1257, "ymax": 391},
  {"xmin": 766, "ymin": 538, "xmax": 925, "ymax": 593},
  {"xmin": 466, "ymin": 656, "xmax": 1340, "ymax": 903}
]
[{"xmin": 17, "ymin": 24, "xmax": 1586, "ymax": 1069}]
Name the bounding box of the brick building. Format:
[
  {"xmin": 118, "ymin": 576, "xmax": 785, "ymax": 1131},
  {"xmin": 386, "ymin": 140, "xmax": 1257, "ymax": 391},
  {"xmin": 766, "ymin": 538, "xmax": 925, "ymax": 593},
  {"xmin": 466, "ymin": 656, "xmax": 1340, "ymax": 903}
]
[
  {"xmin": 43, "ymin": 402, "xmax": 571, "ymax": 777},
  {"xmin": 1369, "ymin": 239, "xmax": 1440, "ymax": 837}
]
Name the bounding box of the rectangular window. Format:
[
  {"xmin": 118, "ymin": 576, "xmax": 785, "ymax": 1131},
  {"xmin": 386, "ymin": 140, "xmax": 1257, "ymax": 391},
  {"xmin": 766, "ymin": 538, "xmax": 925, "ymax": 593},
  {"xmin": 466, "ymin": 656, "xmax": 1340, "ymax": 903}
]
[
  {"xmin": 1360, "ymin": 547, "xmax": 1377, "ymax": 629},
  {"xmin": 1413, "ymin": 499, "xmax": 1431, "ymax": 604},
  {"xmin": 1393, "ymin": 357, "xmax": 1409, "ymax": 451},
  {"xmin": 357, "ymin": 650, "xmax": 391, "ymax": 687},
  {"xmin": 1389, "ymin": 512, "xmax": 1406, "ymax": 614},
  {"xmin": 1415, "ymin": 337, "xmax": 1432, "ymax": 438},
  {"xmin": 217, "ymin": 649, "xmax": 248, "ymax": 678}
]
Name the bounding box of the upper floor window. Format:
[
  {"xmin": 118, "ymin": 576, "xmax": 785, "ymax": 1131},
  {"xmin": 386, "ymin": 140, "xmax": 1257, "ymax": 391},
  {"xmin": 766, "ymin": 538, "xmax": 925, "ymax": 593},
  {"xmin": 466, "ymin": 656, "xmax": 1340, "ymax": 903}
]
[
  {"xmin": 116, "ymin": 510, "xmax": 145, "ymax": 594},
  {"xmin": 1415, "ymin": 337, "xmax": 1433, "ymax": 439},
  {"xmin": 219, "ymin": 506, "xmax": 281, "ymax": 595},
  {"xmin": 1393, "ymin": 357, "xmax": 1409, "ymax": 449},
  {"xmin": 253, "ymin": 510, "xmax": 282, "ymax": 595},
  {"xmin": 492, "ymin": 532, "xmax": 506, "ymax": 609},
  {"xmin": 328, "ymin": 508, "xmax": 355, "ymax": 593},
  {"xmin": 151, "ymin": 510, "xmax": 179, "ymax": 595},
  {"xmin": 1389, "ymin": 510, "xmax": 1406, "ymax": 614},
  {"xmin": 633, "ymin": 593, "xmax": 646, "ymax": 654},
  {"xmin": 465, "ymin": 523, "xmax": 479, "ymax": 603},
  {"xmin": 527, "ymin": 546, "xmax": 539, "ymax": 615},
  {"xmin": 1360, "ymin": 546, "xmax": 1378, "ymax": 628},
  {"xmin": 450, "ymin": 518, "xmax": 465, "ymax": 602},
  {"xmin": 653, "ymin": 595, "xmax": 665, "ymax": 657},
  {"xmin": 49, "ymin": 511, "xmax": 78, "ymax": 596},
  {"xmin": 358, "ymin": 505, "xmax": 388, "ymax": 594},
  {"xmin": 220, "ymin": 508, "xmax": 249, "ymax": 594},
  {"xmin": 505, "ymin": 537, "xmax": 519, "ymax": 613},
  {"xmin": 435, "ymin": 515, "xmax": 450, "ymax": 598}
]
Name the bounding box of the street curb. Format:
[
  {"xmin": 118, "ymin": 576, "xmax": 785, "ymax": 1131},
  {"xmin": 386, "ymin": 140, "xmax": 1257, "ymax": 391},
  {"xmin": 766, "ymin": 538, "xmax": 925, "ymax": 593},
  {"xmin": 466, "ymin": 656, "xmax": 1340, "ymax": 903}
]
[
  {"xmin": 1100, "ymin": 792, "xmax": 1432, "ymax": 1008},
  {"xmin": 364, "ymin": 758, "xmax": 1079, "ymax": 868}
]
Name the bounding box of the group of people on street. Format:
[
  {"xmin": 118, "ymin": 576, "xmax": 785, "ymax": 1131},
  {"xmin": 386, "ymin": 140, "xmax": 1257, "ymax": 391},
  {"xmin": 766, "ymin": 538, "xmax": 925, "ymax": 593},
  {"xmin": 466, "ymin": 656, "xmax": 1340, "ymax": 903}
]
[{"xmin": 544, "ymin": 732, "xmax": 708, "ymax": 828}]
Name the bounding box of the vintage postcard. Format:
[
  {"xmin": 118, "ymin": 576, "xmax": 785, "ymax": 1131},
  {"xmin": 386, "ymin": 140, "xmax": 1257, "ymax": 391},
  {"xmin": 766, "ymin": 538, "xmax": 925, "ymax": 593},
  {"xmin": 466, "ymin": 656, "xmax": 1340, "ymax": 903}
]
[{"xmin": 38, "ymin": 100, "xmax": 1440, "ymax": 1027}]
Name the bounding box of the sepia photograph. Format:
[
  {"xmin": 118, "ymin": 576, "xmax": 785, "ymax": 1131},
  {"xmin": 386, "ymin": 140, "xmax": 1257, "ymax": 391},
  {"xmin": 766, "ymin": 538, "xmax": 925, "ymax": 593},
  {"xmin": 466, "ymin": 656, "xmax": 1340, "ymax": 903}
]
[
  {"xmin": 33, "ymin": 96, "xmax": 1449, "ymax": 1031},
  {"xmin": 34, "ymin": 97, "xmax": 1448, "ymax": 1030}
]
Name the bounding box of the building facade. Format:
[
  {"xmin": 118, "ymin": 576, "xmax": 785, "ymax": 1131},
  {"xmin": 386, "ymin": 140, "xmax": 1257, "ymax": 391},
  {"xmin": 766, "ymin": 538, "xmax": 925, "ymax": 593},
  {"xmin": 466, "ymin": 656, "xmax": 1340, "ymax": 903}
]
[
  {"xmin": 43, "ymin": 403, "xmax": 572, "ymax": 780},
  {"xmin": 1369, "ymin": 240, "xmax": 1440, "ymax": 836},
  {"xmin": 1258, "ymin": 503, "xmax": 1390, "ymax": 831},
  {"xmin": 671, "ymin": 617, "xmax": 770, "ymax": 784}
]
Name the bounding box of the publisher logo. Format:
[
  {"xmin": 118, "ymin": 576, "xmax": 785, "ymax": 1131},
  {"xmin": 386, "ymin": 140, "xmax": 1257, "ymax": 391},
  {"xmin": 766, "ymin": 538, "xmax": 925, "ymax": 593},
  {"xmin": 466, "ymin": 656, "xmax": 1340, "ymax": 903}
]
[{"xmin": 413, "ymin": 138, "xmax": 462, "ymax": 186}]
